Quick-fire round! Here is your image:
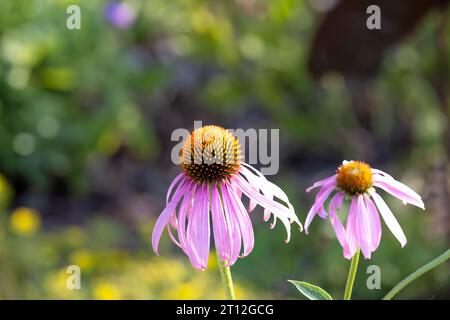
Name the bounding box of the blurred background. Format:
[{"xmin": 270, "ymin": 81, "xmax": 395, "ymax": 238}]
[{"xmin": 0, "ymin": 0, "xmax": 449, "ymax": 299}]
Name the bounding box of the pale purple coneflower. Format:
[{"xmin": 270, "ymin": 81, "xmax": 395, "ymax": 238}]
[
  {"xmin": 305, "ymin": 160, "xmax": 424, "ymax": 259},
  {"xmin": 152, "ymin": 125, "xmax": 302, "ymax": 270}
]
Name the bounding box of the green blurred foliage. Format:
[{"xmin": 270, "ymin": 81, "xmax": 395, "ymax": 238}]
[
  {"xmin": 0, "ymin": 0, "xmax": 162, "ymax": 191},
  {"xmin": 0, "ymin": 0, "xmax": 448, "ymax": 299}
]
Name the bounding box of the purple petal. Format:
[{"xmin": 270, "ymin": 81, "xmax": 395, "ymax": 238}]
[
  {"xmin": 239, "ymin": 165, "xmax": 277, "ymax": 224},
  {"xmin": 370, "ymin": 190, "xmax": 407, "ymax": 247},
  {"xmin": 235, "ymin": 188, "xmax": 243, "ymax": 200},
  {"xmin": 166, "ymin": 173, "xmax": 186, "ymax": 204},
  {"xmin": 220, "ymin": 183, "xmax": 242, "ymax": 266},
  {"xmin": 167, "ymin": 223, "xmax": 181, "ymax": 248},
  {"xmin": 177, "ymin": 185, "xmax": 196, "ymax": 254},
  {"xmin": 343, "ymin": 197, "xmax": 359, "ymax": 259},
  {"xmin": 328, "ymin": 192, "xmax": 346, "ymax": 248},
  {"xmin": 241, "ymin": 164, "xmax": 292, "ymax": 207},
  {"xmin": 211, "ymin": 184, "xmax": 232, "ymax": 262},
  {"xmin": 364, "ymin": 195, "xmax": 382, "ymax": 252},
  {"xmin": 355, "ymin": 195, "xmax": 374, "ymax": 259},
  {"xmin": 233, "ymin": 174, "xmax": 296, "ymax": 242},
  {"xmin": 371, "ymin": 168, "xmax": 395, "ymax": 179},
  {"xmin": 373, "ymin": 174, "xmax": 424, "ymax": 209},
  {"xmin": 306, "ymin": 174, "xmax": 337, "ymax": 193},
  {"xmin": 186, "ymin": 184, "xmax": 210, "ymax": 270},
  {"xmin": 318, "ymin": 206, "xmax": 328, "ymax": 219},
  {"xmin": 304, "ymin": 182, "xmax": 336, "ymax": 233},
  {"xmin": 248, "ymin": 199, "xmax": 258, "ymax": 213},
  {"xmin": 223, "ymin": 181, "xmax": 255, "ymax": 257},
  {"xmin": 152, "ymin": 177, "xmax": 190, "ymax": 255}
]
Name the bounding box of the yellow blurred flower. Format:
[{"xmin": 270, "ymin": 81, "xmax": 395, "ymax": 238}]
[
  {"xmin": 10, "ymin": 207, "xmax": 41, "ymax": 235},
  {"xmin": 70, "ymin": 249, "xmax": 95, "ymax": 271},
  {"xmin": 166, "ymin": 281, "xmax": 201, "ymax": 300},
  {"xmin": 93, "ymin": 282, "xmax": 122, "ymax": 300}
]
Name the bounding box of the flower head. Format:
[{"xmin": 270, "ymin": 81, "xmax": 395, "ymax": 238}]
[
  {"xmin": 179, "ymin": 125, "xmax": 241, "ymax": 183},
  {"xmin": 152, "ymin": 125, "xmax": 302, "ymax": 270},
  {"xmin": 305, "ymin": 160, "xmax": 425, "ymax": 259}
]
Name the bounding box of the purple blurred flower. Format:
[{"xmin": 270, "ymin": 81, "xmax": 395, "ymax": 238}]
[
  {"xmin": 104, "ymin": 2, "xmax": 136, "ymax": 29},
  {"xmin": 305, "ymin": 160, "xmax": 425, "ymax": 259},
  {"xmin": 152, "ymin": 125, "xmax": 302, "ymax": 270}
]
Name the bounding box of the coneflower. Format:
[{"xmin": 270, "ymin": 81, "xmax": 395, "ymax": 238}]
[
  {"xmin": 305, "ymin": 160, "xmax": 425, "ymax": 260},
  {"xmin": 305, "ymin": 160, "xmax": 425, "ymax": 300},
  {"xmin": 152, "ymin": 125, "xmax": 301, "ymax": 298}
]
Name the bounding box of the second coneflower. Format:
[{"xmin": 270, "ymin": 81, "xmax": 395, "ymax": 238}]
[
  {"xmin": 305, "ymin": 160, "xmax": 425, "ymax": 260},
  {"xmin": 152, "ymin": 125, "xmax": 302, "ymax": 274}
]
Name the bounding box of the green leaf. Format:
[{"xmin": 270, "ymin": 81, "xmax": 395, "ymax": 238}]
[{"xmin": 287, "ymin": 280, "xmax": 333, "ymax": 300}]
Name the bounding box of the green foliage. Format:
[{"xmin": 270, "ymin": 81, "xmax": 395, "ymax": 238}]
[{"xmin": 288, "ymin": 280, "xmax": 333, "ymax": 300}]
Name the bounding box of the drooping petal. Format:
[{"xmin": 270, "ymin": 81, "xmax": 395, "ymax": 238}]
[
  {"xmin": 166, "ymin": 173, "xmax": 186, "ymax": 204},
  {"xmin": 343, "ymin": 197, "xmax": 359, "ymax": 259},
  {"xmin": 186, "ymin": 184, "xmax": 211, "ymax": 270},
  {"xmin": 177, "ymin": 184, "xmax": 196, "ymax": 254},
  {"xmin": 152, "ymin": 177, "xmax": 190, "ymax": 255},
  {"xmin": 373, "ymin": 174, "xmax": 424, "ymax": 209},
  {"xmin": 304, "ymin": 181, "xmax": 336, "ymax": 233},
  {"xmin": 317, "ymin": 206, "xmax": 328, "ymax": 219},
  {"xmin": 235, "ymin": 187, "xmax": 243, "ymax": 200},
  {"xmin": 328, "ymin": 192, "xmax": 346, "ymax": 248},
  {"xmin": 370, "ymin": 190, "xmax": 407, "ymax": 247},
  {"xmin": 241, "ymin": 164, "xmax": 293, "ymax": 210},
  {"xmin": 239, "ymin": 164, "xmax": 277, "ymax": 224},
  {"xmin": 233, "ymin": 174, "xmax": 298, "ymax": 243},
  {"xmin": 355, "ymin": 195, "xmax": 374, "ymax": 259},
  {"xmin": 220, "ymin": 183, "xmax": 242, "ymax": 266},
  {"xmin": 241, "ymin": 168, "xmax": 259, "ymax": 214},
  {"xmin": 167, "ymin": 176, "xmax": 188, "ymax": 229},
  {"xmin": 371, "ymin": 168, "xmax": 398, "ymax": 181},
  {"xmin": 211, "ymin": 184, "xmax": 232, "ymax": 262},
  {"xmin": 223, "ymin": 181, "xmax": 255, "ymax": 257},
  {"xmin": 306, "ymin": 174, "xmax": 337, "ymax": 193},
  {"xmin": 167, "ymin": 223, "xmax": 181, "ymax": 248},
  {"xmin": 364, "ymin": 195, "xmax": 382, "ymax": 252},
  {"xmin": 249, "ymin": 199, "xmax": 258, "ymax": 214}
]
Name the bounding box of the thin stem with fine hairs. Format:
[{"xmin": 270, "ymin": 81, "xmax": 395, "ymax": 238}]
[
  {"xmin": 383, "ymin": 248, "xmax": 450, "ymax": 300},
  {"xmin": 344, "ymin": 247, "xmax": 360, "ymax": 300},
  {"xmin": 216, "ymin": 251, "xmax": 236, "ymax": 300}
]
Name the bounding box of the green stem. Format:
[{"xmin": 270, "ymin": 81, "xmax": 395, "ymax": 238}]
[
  {"xmin": 216, "ymin": 251, "xmax": 236, "ymax": 300},
  {"xmin": 383, "ymin": 248, "xmax": 450, "ymax": 300},
  {"xmin": 344, "ymin": 247, "xmax": 360, "ymax": 300}
]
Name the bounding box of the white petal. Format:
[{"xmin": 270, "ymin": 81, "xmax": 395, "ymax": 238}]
[{"xmin": 369, "ymin": 190, "xmax": 407, "ymax": 247}]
